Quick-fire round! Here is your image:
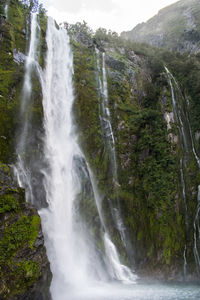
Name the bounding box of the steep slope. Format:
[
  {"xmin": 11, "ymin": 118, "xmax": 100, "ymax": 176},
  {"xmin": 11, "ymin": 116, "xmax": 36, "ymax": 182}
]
[
  {"xmin": 121, "ymin": 0, "xmax": 200, "ymax": 54},
  {"xmin": 0, "ymin": 1, "xmax": 51, "ymax": 299},
  {"xmin": 0, "ymin": 163, "xmax": 51, "ymax": 300},
  {"xmin": 70, "ymin": 25, "xmax": 200, "ymax": 280},
  {"xmin": 1, "ymin": 0, "xmax": 200, "ymax": 293}
]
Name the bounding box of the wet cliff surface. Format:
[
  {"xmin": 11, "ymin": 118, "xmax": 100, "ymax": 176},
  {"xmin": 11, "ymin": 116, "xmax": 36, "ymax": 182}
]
[
  {"xmin": 71, "ymin": 24, "xmax": 200, "ymax": 280},
  {"xmin": 0, "ymin": 1, "xmax": 200, "ymax": 298},
  {"xmin": 0, "ymin": 1, "xmax": 51, "ymax": 299},
  {"xmin": 0, "ymin": 163, "xmax": 51, "ymax": 300}
]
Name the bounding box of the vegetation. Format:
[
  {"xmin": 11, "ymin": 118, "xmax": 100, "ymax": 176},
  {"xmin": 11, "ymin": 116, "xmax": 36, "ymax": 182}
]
[
  {"xmin": 122, "ymin": 0, "xmax": 200, "ymax": 53},
  {"xmin": 0, "ymin": 0, "xmax": 200, "ymax": 286},
  {"xmin": 71, "ymin": 19, "xmax": 200, "ymax": 277}
]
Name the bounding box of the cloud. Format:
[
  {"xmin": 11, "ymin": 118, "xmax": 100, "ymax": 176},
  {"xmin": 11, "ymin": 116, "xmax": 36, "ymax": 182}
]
[
  {"xmin": 43, "ymin": 0, "xmax": 117, "ymax": 14},
  {"xmin": 44, "ymin": 0, "xmax": 179, "ymax": 33}
]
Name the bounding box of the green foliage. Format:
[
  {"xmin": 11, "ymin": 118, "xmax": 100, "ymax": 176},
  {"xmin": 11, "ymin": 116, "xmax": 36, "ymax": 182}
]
[
  {"xmin": 0, "ymin": 194, "xmax": 20, "ymax": 213},
  {"xmin": 0, "ymin": 215, "xmax": 40, "ymax": 260},
  {"xmin": 73, "ymin": 42, "xmax": 103, "ymax": 172}
]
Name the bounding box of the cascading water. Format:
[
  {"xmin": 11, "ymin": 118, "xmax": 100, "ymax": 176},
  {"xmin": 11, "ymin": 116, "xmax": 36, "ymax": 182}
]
[
  {"xmin": 12, "ymin": 11, "xmax": 200, "ymax": 300},
  {"xmin": 15, "ymin": 13, "xmax": 40, "ymax": 204},
  {"xmin": 15, "ymin": 12, "xmax": 137, "ymax": 299},
  {"xmin": 95, "ymin": 48, "xmax": 127, "ymax": 248},
  {"xmin": 38, "ymin": 18, "xmax": 104, "ymax": 297},
  {"xmin": 165, "ymin": 67, "xmax": 200, "ymax": 275},
  {"xmin": 4, "ymin": 0, "xmax": 9, "ymax": 18},
  {"xmin": 37, "ymin": 17, "xmax": 136, "ymax": 299},
  {"xmin": 180, "ymin": 158, "xmax": 189, "ymax": 231},
  {"xmin": 87, "ymin": 166, "xmax": 137, "ymax": 284}
]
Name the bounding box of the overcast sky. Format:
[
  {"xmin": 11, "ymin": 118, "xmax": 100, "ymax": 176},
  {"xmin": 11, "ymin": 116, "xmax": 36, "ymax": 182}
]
[{"xmin": 40, "ymin": 0, "xmax": 179, "ymax": 33}]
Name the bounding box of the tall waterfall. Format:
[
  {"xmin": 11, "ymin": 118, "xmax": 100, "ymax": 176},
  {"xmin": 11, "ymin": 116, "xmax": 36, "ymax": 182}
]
[
  {"xmin": 15, "ymin": 13, "xmax": 40, "ymax": 204},
  {"xmin": 37, "ymin": 18, "xmax": 136, "ymax": 298},
  {"xmin": 15, "ymin": 13, "xmax": 138, "ymax": 300},
  {"xmin": 165, "ymin": 67, "xmax": 200, "ymax": 275},
  {"xmin": 38, "ymin": 18, "xmax": 102, "ymax": 297},
  {"xmin": 96, "ymin": 48, "xmax": 127, "ymax": 248}
]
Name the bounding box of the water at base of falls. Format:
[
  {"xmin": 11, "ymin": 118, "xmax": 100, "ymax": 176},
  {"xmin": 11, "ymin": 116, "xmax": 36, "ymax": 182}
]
[{"xmin": 54, "ymin": 282, "xmax": 200, "ymax": 300}]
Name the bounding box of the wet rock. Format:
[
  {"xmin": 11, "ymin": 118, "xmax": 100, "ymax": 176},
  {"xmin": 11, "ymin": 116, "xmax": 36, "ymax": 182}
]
[
  {"xmin": 0, "ymin": 163, "xmax": 52, "ymax": 300},
  {"xmin": 13, "ymin": 49, "xmax": 26, "ymax": 65},
  {"xmin": 74, "ymin": 31, "xmax": 93, "ymax": 48},
  {"xmin": 105, "ymin": 55, "xmax": 125, "ymax": 72}
]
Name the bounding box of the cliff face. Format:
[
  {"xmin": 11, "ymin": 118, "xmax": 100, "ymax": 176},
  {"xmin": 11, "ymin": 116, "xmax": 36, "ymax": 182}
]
[
  {"xmin": 0, "ymin": 0, "xmax": 200, "ymax": 293},
  {"xmin": 71, "ymin": 26, "xmax": 200, "ymax": 280},
  {"xmin": 0, "ymin": 163, "xmax": 51, "ymax": 300},
  {"xmin": 121, "ymin": 0, "xmax": 200, "ymax": 54},
  {"xmin": 0, "ymin": 1, "xmax": 51, "ymax": 299}
]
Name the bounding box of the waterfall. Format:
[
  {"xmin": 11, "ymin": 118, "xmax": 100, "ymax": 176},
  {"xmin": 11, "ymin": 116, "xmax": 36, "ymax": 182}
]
[
  {"xmin": 15, "ymin": 13, "xmax": 138, "ymax": 299},
  {"xmin": 37, "ymin": 18, "xmax": 137, "ymax": 299},
  {"xmin": 180, "ymin": 159, "xmax": 189, "ymax": 231},
  {"xmin": 38, "ymin": 18, "xmax": 102, "ymax": 297},
  {"xmin": 4, "ymin": 0, "xmax": 9, "ymax": 19},
  {"xmin": 96, "ymin": 49, "xmax": 117, "ymax": 179},
  {"xmin": 95, "ymin": 48, "xmax": 127, "ymax": 248},
  {"xmin": 183, "ymin": 245, "xmax": 187, "ymax": 278},
  {"xmin": 87, "ymin": 166, "xmax": 137, "ymax": 284},
  {"xmin": 15, "ymin": 13, "xmax": 40, "ymax": 204},
  {"xmin": 165, "ymin": 67, "xmax": 200, "ymax": 275}
]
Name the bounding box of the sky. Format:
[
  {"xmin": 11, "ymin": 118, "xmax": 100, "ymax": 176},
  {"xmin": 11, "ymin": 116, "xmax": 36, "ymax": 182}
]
[{"xmin": 40, "ymin": 0, "xmax": 179, "ymax": 33}]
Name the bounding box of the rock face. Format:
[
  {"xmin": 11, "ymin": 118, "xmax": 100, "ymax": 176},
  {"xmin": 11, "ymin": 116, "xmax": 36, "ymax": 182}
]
[
  {"xmin": 0, "ymin": 1, "xmax": 51, "ymax": 298},
  {"xmin": 0, "ymin": 163, "xmax": 51, "ymax": 300},
  {"xmin": 0, "ymin": 0, "xmax": 200, "ymax": 289},
  {"xmin": 72, "ymin": 24, "xmax": 200, "ymax": 280},
  {"xmin": 121, "ymin": 0, "xmax": 200, "ymax": 54}
]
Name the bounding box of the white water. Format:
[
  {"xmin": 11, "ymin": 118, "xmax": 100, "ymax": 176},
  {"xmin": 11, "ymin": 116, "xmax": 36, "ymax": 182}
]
[
  {"xmin": 4, "ymin": 0, "xmax": 9, "ymax": 18},
  {"xmin": 180, "ymin": 159, "xmax": 189, "ymax": 231},
  {"xmin": 39, "ymin": 18, "xmax": 95, "ymax": 297},
  {"xmin": 96, "ymin": 50, "xmax": 117, "ymax": 177},
  {"xmin": 15, "ymin": 14, "xmax": 40, "ymax": 204},
  {"xmin": 96, "ymin": 48, "xmax": 128, "ymax": 249},
  {"xmin": 87, "ymin": 166, "xmax": 137, "ymax": 284},
  {"xmin": 183, "ymin": 245, "xmax": 187, "ymax": 278},
  {"xmin": 36, "ymin": 18, "xmax": 137, "ymax": 299},
  {"xmin": 104, "ymin": 233, "xmax": 136, "ymax": 283}
]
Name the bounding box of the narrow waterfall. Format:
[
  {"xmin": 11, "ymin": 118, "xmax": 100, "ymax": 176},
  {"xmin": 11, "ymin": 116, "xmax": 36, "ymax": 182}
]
[
  {"xmin": 87, "ymin": 166, "xmax": 137, "ymax": 284},
  {"xmin": 95, "ymin": 48, "xmax": 127, "ymax": 248},
  {"xmin": 4, "ymin": 0, "xmax": 9, "ymax": 18},
  {"xmin": 15, "ymin": 13, "xmax": 40, "ymax": 204},
  {"xmin": 165, "ymin": 67, "xmax": 200, "ymax": 275},
  {"xmin": 180, "ymin": 159, "xmax": 189, "ymax": 231}
]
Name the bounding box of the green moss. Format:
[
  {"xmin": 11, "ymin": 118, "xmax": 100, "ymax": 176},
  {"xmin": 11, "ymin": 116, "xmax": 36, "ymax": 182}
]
[
  {"xmin": 10, "ymin": 260, "xmax": 39, "ymax": 295},
  {"xmin": 0, "ymin": 194, "xmax": 20, "ymax": 213},
  {"xmin": 0, "ymin": 162, "xmax": 10, "ymax": 174},
  {"xmin": 0, "ymin": 215, "xmax": 40, "ymax": 262}
]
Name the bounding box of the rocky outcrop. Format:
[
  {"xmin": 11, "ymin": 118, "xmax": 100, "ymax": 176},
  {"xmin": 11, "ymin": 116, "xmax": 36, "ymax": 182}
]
[
  {"xmin": 0, "ymin": 163, "xmax": 51, "ymax": 300},
  {"xmin": 121, "ymin": 0, "xmax": 200, "ymax": 54}
]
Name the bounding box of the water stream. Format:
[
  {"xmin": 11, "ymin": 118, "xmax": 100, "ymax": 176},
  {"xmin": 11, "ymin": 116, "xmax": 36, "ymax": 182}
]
[
  {"xmin": 95, "ymin": 48, "xmax": 127, "ymax": 249},
  {"xmin": 4, "ymin": 0, "xmax": 9, "ymax": 19},
  {"xmin": 15, "ymin": 13, "xmax": 40, "ymax": 204}
]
